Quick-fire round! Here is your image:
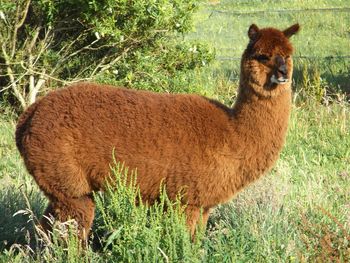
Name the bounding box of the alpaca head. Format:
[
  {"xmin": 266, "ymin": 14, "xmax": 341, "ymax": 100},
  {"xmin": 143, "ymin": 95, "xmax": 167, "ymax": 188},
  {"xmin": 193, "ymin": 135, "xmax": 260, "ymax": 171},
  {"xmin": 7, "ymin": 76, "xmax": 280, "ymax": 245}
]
[{"xmin": 241, "ymin": 23, "xmax": 300, "ymax": 97}]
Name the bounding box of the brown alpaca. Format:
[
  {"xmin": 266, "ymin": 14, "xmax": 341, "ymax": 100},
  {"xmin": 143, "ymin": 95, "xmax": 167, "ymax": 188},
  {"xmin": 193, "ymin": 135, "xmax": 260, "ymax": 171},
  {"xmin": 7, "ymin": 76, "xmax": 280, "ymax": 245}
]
[{"xmin": 16, "ymin": 24, "xmax": 299, "ymax": 241}]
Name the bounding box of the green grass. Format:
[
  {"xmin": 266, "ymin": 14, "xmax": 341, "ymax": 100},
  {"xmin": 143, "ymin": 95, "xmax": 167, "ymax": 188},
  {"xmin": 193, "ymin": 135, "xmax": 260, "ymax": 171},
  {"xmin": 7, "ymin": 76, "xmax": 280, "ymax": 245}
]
[
  {"xmin": 187, "ymin": 0, "xmax": 350, "ymax": 95},
  {"xmin": 1, "ymin": 0, "xmax": 350, "ymax": 262},
  {"xmin": 193, "ymin": 1, "xmax": 349, "ymax": 58},
  {"xmin": 0, "ymin": 100, "xmax": 349, "ymax": 262}
]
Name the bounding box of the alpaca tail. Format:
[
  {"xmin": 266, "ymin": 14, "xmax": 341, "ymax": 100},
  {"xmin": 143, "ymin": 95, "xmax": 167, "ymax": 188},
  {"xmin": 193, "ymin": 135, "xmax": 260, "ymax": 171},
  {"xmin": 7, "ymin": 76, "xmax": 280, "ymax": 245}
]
[{"xmin": 15, "ymin": 101, "xmax": 39, "ymax": 157}]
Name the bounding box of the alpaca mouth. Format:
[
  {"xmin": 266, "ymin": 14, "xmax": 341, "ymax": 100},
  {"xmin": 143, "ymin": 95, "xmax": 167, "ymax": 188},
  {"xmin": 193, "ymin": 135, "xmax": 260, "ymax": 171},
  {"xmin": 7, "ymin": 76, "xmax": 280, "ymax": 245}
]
[{"xmin": 270, "ymin": 75, "xmax": 289, "ymax": 85}]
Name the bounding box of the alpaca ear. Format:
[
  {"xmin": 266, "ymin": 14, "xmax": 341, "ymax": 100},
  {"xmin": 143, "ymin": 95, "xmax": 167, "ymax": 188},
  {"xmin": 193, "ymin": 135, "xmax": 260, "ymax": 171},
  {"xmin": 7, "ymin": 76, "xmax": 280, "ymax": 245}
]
[
  {"xmin": 283, "ymin": 24, "xmax": 300, "ymax": 38},
  {"xmin": 248, "ymin": 24, "xmax": 259, "ymax": 40}
]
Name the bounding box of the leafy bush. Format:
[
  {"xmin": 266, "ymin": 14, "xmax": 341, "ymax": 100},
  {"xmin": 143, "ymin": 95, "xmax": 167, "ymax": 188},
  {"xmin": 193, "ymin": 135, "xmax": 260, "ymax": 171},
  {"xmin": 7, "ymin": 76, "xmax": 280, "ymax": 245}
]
[
  {"xmin": 93, "ymin": 161, "xmax": 204, "ymax": 262},
  {"xmin": 292, "ymin": 59, "xmax": 349, "ymax": 104},
  {"xmin": 0, "ymin": 0, "xmax": 213, "ymax": 111}
]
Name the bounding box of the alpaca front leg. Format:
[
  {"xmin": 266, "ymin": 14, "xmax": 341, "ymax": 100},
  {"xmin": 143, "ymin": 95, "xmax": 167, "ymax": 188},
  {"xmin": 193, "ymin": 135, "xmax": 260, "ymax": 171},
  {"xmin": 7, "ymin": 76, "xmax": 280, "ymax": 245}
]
[
  {"xmin": 185, "ymin": 205, "xmax": 200, "ymax": 239},
  {"xmin": 200, "ymin": 208, "xmax": 211, "ymax": 230},
  {"xmin": 185, "ymin": 205, "xmax": 211, "ymax": 240}
]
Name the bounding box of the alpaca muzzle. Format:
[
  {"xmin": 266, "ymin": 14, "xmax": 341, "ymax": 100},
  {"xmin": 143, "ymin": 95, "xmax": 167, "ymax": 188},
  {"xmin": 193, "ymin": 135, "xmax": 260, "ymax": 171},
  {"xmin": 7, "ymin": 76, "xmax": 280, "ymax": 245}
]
[
  {"xmin": 271, "ymin": 56, "xmax": 289, "ymax": 84},
  {"xmin": 270, "ymin": 74, "xmax": 289, "ymax": 85}
]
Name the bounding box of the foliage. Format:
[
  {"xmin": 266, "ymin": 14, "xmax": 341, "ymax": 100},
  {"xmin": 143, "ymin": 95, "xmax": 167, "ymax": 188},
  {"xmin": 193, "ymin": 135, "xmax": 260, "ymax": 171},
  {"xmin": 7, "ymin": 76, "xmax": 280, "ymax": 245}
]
[
  {"xmin": 0, "ymin": 0, "xmax": 213, "ymax": 110},
  {"xmin": 93, "ymin": 162, "xmax": 204, "ymax": 262}
]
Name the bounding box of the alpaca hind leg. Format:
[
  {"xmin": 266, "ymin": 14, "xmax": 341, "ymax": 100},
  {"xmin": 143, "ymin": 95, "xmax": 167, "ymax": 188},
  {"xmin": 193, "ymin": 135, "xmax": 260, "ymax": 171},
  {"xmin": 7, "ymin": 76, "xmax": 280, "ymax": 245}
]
[
  {"xmin": 40, "ymin": 194, "xmax": 95, "ymax": 242},
  {"xmin": 39, "ymin": 202, "xmax": 55, "ymax": 238}
]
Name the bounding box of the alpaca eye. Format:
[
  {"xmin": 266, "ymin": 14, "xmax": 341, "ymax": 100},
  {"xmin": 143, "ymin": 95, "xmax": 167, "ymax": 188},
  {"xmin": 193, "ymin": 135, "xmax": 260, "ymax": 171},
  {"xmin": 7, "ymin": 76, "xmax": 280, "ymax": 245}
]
[{"xmin": 256, "ymin": 54, "xmax": 270, "ymax": 63}]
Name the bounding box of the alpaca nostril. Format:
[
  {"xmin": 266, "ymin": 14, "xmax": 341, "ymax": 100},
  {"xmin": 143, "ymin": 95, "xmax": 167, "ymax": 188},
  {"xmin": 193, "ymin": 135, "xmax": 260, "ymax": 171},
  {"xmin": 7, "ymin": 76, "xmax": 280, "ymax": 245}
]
[
  {"xmin": 278, "ymin": 65, "xmax": 287, "ymax": 76},
  {"xmin": 278, "ymin": 68, "xmax": 287, "ymax": 75}
]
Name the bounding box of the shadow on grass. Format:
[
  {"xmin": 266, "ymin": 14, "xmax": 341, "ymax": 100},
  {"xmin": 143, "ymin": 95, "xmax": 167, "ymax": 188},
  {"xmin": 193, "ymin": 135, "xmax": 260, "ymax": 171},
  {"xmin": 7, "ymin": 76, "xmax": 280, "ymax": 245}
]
[
  {"xmin": 0, "ymin": 185, "xmax": 113, "ymax": 253},
  {"xmin": 0, "ymin": 185, "xmax": 46, "ymax": 251},
  {"xmin": 293, "ymin": 57, "xmax": 350, "ymax": 97}
]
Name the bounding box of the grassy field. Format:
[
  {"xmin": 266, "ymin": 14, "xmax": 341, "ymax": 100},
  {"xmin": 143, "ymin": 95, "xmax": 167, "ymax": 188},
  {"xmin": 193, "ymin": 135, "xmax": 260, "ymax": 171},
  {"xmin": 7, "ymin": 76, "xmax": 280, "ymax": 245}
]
[
  {"xmin": 188, "ymin": 0, "xmax": 350, "ymax": 98},
  {"xmin": 1, "ymin": 0, "xmax": 349, "ymax": 262}
]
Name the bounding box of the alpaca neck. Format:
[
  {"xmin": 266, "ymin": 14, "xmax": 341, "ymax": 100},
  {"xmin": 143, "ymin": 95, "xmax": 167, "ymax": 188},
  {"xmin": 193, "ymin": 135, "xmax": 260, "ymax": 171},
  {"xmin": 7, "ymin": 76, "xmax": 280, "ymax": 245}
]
[
  {"xmin": 228, "ymin": 80, "xmax": 292, "ymax": 189},
  {"xmin": 233, "ymin": 81, "xmax": 292, "ymax": 137}
]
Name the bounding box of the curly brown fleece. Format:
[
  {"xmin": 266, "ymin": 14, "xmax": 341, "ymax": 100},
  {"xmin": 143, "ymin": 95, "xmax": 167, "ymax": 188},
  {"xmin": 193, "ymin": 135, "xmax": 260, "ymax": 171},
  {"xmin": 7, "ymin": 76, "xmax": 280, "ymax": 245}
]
[{"xmin": 16, "ymin": 24, "xmax": 300, "ymax": 240}]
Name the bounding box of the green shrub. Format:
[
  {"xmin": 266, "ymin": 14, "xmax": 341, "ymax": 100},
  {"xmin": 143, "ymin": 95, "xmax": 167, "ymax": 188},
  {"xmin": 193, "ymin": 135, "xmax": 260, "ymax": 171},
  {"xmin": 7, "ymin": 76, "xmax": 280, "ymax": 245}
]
[
  {"xmin": 0, "ymin": 0, "xmax": 213, "ymax": 111},
  {"xmin": 93, "ymin": 161, "xmax": 204, "ymax": 262},
  {"xmin": 294, "ymin": 61, "xmax": 326, "ymax": 103}
]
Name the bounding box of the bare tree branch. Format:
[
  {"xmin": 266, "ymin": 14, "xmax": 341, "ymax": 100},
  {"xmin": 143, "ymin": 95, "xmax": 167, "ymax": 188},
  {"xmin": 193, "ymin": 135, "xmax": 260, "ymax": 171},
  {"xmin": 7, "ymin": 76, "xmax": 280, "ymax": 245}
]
[
  {"xmin": 6, "ymin": 66, "xmax": 27, "ymax": 108},
  {"xmin": 56, "ymin": 29, "xmax": 91, "ymax": 56},
  {"xmin": 29, "ymin": 72, "xmax": 46, "ymax": 104},
  {"xmin": 27, "ymin": 26, "xmax": 42, "ymax": 55},
  {"xmin": 89, "ymin": 46, "xmax": 132, "ymax": 78},
  {"xmin": 1, "ymin": 40, "xmax": 27, "ymax": 108},
  {"xmin": 33, "ymin": 29, "xmax": 52, "ymax": 66},
  {"xmin": 49, "ymin": 30, "xmax": 92, "ymax": 76},
  {"xmin": 27, "ymin": 27, "xmax": 42, "ymax": 103},
  {"xmin": 62, "ymin": 38, "xmax": 100, "ymax": 61},
  {"xmin": 11, "ymin": 0, "xmax": 31, "ymax": 59}
]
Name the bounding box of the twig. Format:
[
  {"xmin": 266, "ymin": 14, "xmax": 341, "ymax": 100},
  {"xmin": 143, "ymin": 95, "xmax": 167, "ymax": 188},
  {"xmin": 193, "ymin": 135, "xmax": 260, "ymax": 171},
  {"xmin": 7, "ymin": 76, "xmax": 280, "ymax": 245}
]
[
  {"xmin": 97, "ymin": 46, "xmax": 132, "ymax": 74},
  {"xmin": 11, "ymin": 0, "xmax": 31, "ymax": 59},
  {"xmin": 5, "ymin": 65, "xmax": 26, "ymax": 108}
]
